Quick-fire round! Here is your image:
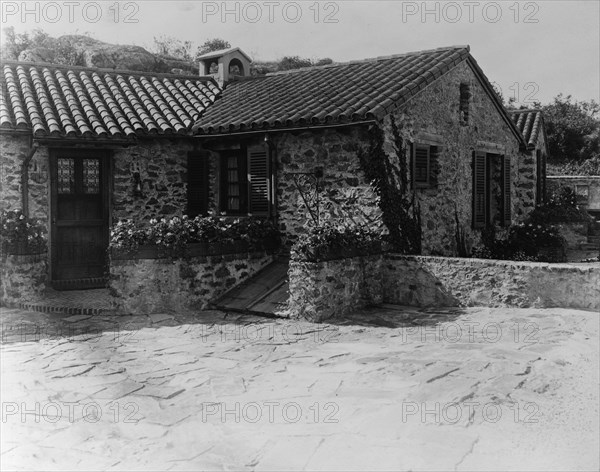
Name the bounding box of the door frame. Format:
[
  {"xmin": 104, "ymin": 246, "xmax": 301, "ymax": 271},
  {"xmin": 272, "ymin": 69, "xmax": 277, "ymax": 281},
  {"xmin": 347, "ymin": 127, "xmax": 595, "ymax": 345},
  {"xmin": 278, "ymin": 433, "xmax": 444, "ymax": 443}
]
[{"xmin": 49, "ymin": 148, "xmax": 111, "ymax": 286}]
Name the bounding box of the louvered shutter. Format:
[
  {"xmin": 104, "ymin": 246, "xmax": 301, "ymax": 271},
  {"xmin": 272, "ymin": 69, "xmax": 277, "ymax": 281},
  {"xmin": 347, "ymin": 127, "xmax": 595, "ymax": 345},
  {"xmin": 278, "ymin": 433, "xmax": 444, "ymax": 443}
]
[
  {"xmin": 429, "ymin": 146, "xmax": 439, "ymax": 188},
  {"xmin": 472, "ymin": 151, "xmax": 487, "ymax": 229},
  {"xmin": 502, "ymin": 155, "xmax": 511, "ymax": 226},
  {"xmin": 247, "ymin": 145, "xmax": 270, "ymax": 216},
  {"xmin": 187, "ymin": 151, "xmax": 209, "ymax": 217},
  {"xmin": 414, "ymin": 145, "xmax": 430, "ymax": 188}
]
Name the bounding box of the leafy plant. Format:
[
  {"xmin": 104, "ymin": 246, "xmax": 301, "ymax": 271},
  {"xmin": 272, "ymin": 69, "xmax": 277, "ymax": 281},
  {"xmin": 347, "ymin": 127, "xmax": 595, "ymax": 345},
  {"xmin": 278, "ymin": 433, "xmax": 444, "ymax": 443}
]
[
  {"xmin": 0, "ymin": 209, "xmax": 47, "ymax": 254},
  {"xmin": 528, "ymin": 187, "xmax": 591, "ymax": 224},
  {"xmin": 109, "ymin": 215, "xmax": 280, "ymax": 255},
  {"xmin": 291, "ymin": 224, "xmax": 382, "ymax": 262}
]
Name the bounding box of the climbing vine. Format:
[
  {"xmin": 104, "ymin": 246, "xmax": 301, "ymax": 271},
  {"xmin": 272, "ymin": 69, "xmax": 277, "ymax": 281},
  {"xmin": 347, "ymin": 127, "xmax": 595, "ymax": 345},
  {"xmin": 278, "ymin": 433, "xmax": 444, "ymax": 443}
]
[{"xmin": 357, "ymin": 117, "xmax": 422, "ymax": 254}]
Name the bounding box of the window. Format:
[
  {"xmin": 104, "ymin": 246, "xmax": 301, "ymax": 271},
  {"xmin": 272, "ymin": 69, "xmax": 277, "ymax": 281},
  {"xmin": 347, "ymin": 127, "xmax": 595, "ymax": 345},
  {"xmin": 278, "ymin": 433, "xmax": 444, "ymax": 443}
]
[
  {"xmin": 460, "ymin": 83, "xmax": 471, "ymax": 125},
  {"xmin": 535, "ymin": 150, "xmax": 546, "ymax": 204},
  {"xmin": 219, "ymin": 145, "xmax": 271, "ymax": 216},
  {"xmin": 221, "ymin": 150, "xmax": 247, "ymax": 214},
  {"xmin": 187, "ymin": 151, "xmax": 209, "ymax": 217},
  {"xmin": 411, "ymin": 144, "xmax": 439, "ymax": 189},
  {"xmin": 472, "ymin": 152, "xmax": 511, "ymax": 229}
]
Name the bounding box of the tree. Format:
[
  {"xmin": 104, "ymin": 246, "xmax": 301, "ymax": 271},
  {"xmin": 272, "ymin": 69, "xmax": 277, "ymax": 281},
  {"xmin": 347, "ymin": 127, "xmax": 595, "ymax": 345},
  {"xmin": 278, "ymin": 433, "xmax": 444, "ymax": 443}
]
[
  {"xmin": 542, "ymin": 94, "xmax": 600, "ymax": 162},
  {"xmin": 196, "ymin": 38, "xmax": 231, "ymax": 58},
  {"xmin": 152, "ymin": 35, "xmax": 193, "ymax": 61},
  {"xmin": 277, "ymin": 56, "xmax": 312, "ymax": 71}
]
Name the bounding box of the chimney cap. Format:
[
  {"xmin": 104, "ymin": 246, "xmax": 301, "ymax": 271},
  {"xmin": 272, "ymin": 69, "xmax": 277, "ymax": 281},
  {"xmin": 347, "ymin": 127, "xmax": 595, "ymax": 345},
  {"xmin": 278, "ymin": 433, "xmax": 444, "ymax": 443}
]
[{"xmin": 196, "ymin": 47, "xmax": 252, "ymax": 63}]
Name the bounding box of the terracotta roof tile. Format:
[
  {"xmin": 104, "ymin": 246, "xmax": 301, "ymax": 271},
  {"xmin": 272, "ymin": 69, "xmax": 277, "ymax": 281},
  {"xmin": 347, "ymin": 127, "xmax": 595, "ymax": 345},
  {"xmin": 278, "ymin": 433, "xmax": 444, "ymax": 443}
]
[
  {"xmin": 192, "ymin": 46, "xmax": 471, "ymax": 135},
  {"xmin": 0, "ymin": 62, "xmax": 221, "ymax": 139},
  {"xmin": 509, "ymin": 109, "xmax": 544, "ymax": 149}
]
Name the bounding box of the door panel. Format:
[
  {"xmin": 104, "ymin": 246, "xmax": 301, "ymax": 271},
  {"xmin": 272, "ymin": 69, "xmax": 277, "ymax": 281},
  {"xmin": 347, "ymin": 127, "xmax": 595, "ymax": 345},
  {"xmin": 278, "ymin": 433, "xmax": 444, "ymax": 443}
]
[{"xmin": 51, "ymin": 151, "xmax": 109, "ymax": 287}]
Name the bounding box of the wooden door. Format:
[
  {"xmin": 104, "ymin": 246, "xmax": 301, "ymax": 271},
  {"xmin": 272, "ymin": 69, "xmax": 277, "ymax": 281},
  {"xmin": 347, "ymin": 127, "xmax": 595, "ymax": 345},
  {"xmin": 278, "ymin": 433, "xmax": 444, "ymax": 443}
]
[{"xmin": 50, "ymin": 150, "xmax": 109, "ymax": 288}]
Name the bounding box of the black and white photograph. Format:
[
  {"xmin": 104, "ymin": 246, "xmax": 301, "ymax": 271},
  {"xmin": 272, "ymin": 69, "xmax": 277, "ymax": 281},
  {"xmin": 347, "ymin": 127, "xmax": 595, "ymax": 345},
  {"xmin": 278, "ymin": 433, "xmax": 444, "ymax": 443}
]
[{"xmin": 0, "ymin": 0, "xmax": 599, "ymax": 470}]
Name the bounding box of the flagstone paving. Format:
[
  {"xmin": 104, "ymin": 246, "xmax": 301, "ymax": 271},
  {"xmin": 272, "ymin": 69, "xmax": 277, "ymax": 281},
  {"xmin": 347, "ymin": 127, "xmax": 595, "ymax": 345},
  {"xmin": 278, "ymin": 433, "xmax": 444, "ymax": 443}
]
[{"xmin": 1, "ymin": 305, "xmax": 598, "ymax": 471}]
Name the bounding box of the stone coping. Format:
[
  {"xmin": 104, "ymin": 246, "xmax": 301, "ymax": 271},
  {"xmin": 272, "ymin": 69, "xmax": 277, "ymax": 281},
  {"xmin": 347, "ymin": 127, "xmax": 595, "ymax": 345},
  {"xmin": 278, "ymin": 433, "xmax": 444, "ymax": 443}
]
[
  {"xmin": 547, "ymin": 175, "xmax": 600, "ymax": 180},
  {"xmin": 110, "ymin": 249, "xmax": 275, "ymax": 265},
  {"xmin": 386, "ymin": 253, "xmax": 600, "ymax": 270}
]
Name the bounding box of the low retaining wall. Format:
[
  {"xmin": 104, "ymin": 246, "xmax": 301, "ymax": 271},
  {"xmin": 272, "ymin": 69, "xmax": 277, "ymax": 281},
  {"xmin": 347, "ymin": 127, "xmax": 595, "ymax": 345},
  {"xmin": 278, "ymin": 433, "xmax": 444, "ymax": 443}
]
[
  {"xmin": 384, "ymin": 255, "xmax": 600, "ymax": 311},
  {"xmin": 288, "ymin": 255, "xmax": 382, "ymax": 322},
  {"xmin": 0, "ymin": 253, "xmax": 48, "ymax": 306},
  {"xmin": 110, "ymin": 251, "xmax": 275, "ymax": 314}
]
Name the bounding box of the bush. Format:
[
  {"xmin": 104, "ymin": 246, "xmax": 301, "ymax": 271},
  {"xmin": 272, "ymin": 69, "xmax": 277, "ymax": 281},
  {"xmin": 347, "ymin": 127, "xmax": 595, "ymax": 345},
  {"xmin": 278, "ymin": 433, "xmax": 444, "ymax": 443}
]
[
  {"xmin": 109, "ymin": 215, "xmax": 280, "ymax": 254},
  {"xmin": 291, "ymin": 224, "xmax": 383, "ymax": 262},
  {"xmin": 472, "ymin": 221, "xmax": 567, "ymax": 263},
  {"xmin": 0, "ymin": 209, "xmax": 47, "ymax": 254},
  {"xmin": 528, "ymin": 187, "xmax": 591, "ymax": 224}
]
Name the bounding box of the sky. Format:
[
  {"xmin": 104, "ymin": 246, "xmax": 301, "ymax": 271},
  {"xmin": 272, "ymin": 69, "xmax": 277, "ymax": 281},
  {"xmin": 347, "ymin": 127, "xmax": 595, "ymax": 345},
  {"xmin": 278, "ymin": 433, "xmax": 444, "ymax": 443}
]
[{"xmin": 1, "ymin": 0, "xmax": 599, "ymax": 106}]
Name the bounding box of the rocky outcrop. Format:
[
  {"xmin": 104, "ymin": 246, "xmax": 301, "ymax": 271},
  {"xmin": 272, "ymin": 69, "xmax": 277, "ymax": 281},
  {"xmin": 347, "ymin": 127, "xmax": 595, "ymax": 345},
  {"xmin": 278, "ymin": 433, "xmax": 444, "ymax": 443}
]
[{"xmin": 16, "ymin": 35, "xmax": 198, "ymax": 74}]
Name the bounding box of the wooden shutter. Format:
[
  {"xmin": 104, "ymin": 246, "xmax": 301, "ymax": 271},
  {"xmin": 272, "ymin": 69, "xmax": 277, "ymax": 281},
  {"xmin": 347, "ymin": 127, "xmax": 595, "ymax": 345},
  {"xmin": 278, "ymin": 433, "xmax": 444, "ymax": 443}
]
[
  {"xmin": 414, "ymin": 145, "xmax": 430, "ymax": 188},
  {"xmin": 429, "ymin": 146, "xmax": 439, "ymax": 188},
  {"xmin": 472, "ymin": 151, "xmax": 487, "ymax": 229},
  {"xmin": 187, "ymin": 151, "xmax": 209, "ymax": 217},
  {"xmin": 502, "ymin": 155, "xmax": 511, "ymax": 226},
  {"xmin": 247, "ymin": 145, "xmax": 270, "ymax": 216}
]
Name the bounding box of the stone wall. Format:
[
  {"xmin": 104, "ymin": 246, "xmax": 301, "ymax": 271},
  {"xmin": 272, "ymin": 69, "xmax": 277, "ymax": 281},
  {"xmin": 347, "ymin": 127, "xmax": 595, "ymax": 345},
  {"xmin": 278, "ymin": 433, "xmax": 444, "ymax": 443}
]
[
  {"xmin": 112, "ymin": 139, "xmax": 197, "ymax": 222},
  {"xmin": 109, "ymin": 251, "xmax": 274, "ymax": 314},
  {"xmin": 0, "ymin": 253, "xmax": 48, "ymax": 306},
  {"xmin": 288, "ymin": 255, "xmax": 382, "ymax": 322},
  {"xmin": 386, "ymin": 61, "xmax": 526, "ymax": 255},
  {"xmin": 547, "ymin": 176, "xmax": 600, "ymax": 212},
  {"xmin": 383, "ymin": 254, "xmax": 600, "ymax": 312},
  {"xmin": 0, "ymin": 134, "xmax": 50, "ymax": 221},
  {"xmin": 272, "ymin": 127, "xmax": 380, "ymax": 246}
]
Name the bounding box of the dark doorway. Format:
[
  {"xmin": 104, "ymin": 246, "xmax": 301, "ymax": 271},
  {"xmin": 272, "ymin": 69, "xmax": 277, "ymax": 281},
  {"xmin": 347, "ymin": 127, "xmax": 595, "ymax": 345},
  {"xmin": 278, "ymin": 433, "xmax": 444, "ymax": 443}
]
[{"xmin": 50, "ymin": 150, "xmax": 110, "ymax": 289}]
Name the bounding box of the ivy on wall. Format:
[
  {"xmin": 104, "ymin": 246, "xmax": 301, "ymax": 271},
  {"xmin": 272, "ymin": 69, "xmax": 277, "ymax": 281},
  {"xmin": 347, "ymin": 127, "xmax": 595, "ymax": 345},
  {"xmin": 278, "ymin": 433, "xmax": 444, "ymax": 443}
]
[{"xmin": 358, "ymin": 117, "xmax": 422, "ymax": 254}]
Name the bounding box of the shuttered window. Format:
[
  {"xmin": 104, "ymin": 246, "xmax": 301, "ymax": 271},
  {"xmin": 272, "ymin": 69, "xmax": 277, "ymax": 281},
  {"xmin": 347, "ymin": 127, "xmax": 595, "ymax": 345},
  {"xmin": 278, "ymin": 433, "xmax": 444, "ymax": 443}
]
[
  {"xmin": 502, "ymin": 155, "xmax": 511, "ymax": 226},
  {"xmin": 411, "ymin": 144, "xmax": 439, "ymax": 189},
  {"xmin": 187, "ymin": 151, "xmax": 209, "ymax": 217},
  {"xmin": 472, "ymin": 151, "xmax": 487, "ymax": 229},
  {"xmin": 247, "ymin": 145, "xmax": 270, "ymax": 216},
  {"xmin": 220, "ymin": 150, "xmax": 247, "ymax": 214}
]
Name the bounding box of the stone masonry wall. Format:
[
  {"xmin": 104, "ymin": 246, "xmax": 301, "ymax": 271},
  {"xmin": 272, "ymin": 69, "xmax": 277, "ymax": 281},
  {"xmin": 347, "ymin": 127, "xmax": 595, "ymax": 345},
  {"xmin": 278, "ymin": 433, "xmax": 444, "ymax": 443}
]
[
  {"xmin": 0, "ymin": 134, "xmax": 50, "ymax": 221},
  {"xmin": 386, "ymin": 61, "xmax": 525, "ymax": 255},
  {"xmin": 0, "ymin": 253, "xmax": 48, "ymax": 306},
  {"xmin": 273, "ymin": 127, "xmax": 380, "ymax": 246},
  {"xmin": 288, "ymin": 255, "xmax": 383, "ymax": 322},
  {"xmin": 109, "ymin": 251, "xmax": 274, "ymax": 314},
  {"xmin": 383, "ymin": 254, "xmax": 600, "ymax": 311},
  {"xmin": 112, "ymin": 139, "xmax": 199, "ymax": 222}
]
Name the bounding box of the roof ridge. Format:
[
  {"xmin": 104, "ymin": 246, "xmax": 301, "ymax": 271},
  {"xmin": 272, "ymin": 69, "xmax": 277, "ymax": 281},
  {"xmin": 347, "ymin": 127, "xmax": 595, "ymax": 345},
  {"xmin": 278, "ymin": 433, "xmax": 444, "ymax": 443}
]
[
  {"xmin": 508, "ymin": 108, "xmax": 542, "ymax": 114},
  {"xmin": 0, "ymin": 60, "xmax": 210, "ymax": 82},
  {"xmin": 265, "ymin": 45, "xmax": 470, "ymax": 77}
]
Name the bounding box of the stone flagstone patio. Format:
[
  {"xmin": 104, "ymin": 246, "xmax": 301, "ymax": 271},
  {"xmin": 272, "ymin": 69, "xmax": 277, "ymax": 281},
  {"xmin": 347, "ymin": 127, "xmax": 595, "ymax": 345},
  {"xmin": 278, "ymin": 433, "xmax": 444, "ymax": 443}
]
[{"xmin": 1, "ymin": 305, "xmax": 598, "ymax": 471}]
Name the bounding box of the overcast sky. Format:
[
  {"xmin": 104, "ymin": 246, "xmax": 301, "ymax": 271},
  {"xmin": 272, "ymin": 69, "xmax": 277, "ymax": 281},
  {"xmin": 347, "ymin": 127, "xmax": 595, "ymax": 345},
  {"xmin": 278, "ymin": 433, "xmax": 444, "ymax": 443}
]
[{"xmin": 2, "ymin": 0, "xmax": 599, "ymax": 105}]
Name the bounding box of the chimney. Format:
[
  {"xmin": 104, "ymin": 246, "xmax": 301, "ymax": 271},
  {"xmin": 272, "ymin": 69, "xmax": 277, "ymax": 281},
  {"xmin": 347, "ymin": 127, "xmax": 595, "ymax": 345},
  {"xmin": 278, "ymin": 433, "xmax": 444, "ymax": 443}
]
[{"xmin": 197, "ymin": 47, "xmax": 252, "ymax": 86}]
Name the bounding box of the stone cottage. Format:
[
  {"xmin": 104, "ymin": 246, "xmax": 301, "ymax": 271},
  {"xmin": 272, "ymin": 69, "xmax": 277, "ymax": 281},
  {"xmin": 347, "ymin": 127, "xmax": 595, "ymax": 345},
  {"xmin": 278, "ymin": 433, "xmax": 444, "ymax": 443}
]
[
  {"xmin": 0, "ymin": 45, "xmax": 541, "ymax": 290},
  {"xmin": 509, "ymin": 109, "xmax": 549, "ymax": 207}
]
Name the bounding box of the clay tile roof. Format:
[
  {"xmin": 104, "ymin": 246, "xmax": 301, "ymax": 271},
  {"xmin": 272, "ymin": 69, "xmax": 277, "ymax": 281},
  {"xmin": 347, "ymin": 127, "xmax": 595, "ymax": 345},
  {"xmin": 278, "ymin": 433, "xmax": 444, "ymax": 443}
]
[
  {"xmin": 509, "ymin": 109, "xmax": 544, "ymax": 149},
  {"xmin": 0, "ymin": 62, "xmax": 221, "ymax": 139},
  {"xmin": 192, "ymin": 46, "xmax": 471, "ymax": 135}
]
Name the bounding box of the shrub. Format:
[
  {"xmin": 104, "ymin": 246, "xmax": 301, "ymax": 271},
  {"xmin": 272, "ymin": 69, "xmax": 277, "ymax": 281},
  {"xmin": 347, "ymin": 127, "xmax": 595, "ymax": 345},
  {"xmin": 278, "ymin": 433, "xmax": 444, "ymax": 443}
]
[
  {"xmin": 109, "ymin": 215, "xmax": 280, "ymax": 254},
  {"xmin": 529, "ymin": 187, "xmax": 591, "ymax": 224},
  {"xmin": 472, "ymin": 221, "xmax": 567, "ymax": 262},
  {"xmin": 291, "ymin": 224, "xmax": 383, "ymax": 262},
  {"xmin": 0, "ymin": 209, "xmax": 47, "ymax": 254}
]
